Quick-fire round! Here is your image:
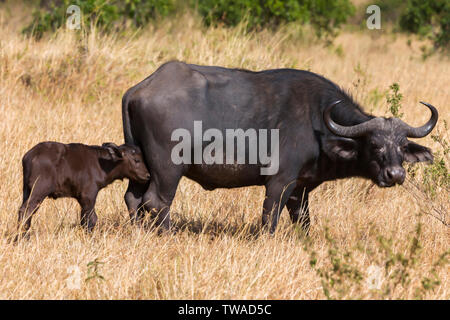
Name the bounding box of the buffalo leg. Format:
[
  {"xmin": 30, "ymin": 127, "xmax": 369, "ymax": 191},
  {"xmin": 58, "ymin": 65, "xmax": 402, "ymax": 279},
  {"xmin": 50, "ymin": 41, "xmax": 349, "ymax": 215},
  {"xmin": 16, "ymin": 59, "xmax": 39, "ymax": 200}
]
[
  {"xmin": 78, "ymin": 196, "xmax": 98, "ymax": 232},
  {"xmin": 142, "ymin": 168, "xmax": 182, "ymax": 232},
  {"xmin": 262, "ymin": 176, "xmax": 297, "ymax": 234},
  {"xmin": 124, "ymin": 180, "xmax": 149, "ymax": 224},
  {"xmin": 286, "ymin": 187, "xmax": 310, "ymax": 234},
  {"xmin": 17, "ymin": 188, "xmax": 47, "ymax": 234}
]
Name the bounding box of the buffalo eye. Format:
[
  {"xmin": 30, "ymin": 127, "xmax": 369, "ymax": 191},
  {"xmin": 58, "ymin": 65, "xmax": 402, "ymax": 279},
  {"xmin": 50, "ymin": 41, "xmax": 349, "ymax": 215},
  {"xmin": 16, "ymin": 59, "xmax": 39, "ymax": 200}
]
[
  {"xmin": 370, "ymin": 141, "xmax": 381, "ymax": 150},
  {"xmin": 371, "ymin": 144, "xmax": 384, "ymax": 155},
  {"xmin": 401, "ymin": 144, "xmax": 409, "ymax": 153}
]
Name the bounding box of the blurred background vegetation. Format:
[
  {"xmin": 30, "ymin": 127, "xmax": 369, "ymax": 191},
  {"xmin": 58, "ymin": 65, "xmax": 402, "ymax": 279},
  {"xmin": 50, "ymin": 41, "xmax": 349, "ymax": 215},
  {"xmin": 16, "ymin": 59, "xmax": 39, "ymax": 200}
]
[{"xmin": 20, "ymin": 0, "xmax": 449, "ymax": 51}]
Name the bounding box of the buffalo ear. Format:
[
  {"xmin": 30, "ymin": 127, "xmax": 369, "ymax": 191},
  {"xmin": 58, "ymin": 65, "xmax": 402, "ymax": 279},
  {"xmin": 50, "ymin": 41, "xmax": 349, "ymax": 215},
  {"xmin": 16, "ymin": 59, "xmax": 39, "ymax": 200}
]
[
  {"xmin": 404, "ymin": 141, "xmax": 433, "ymax": 163},
  {"xmin": 102, "ymin": 142, "xmax": 123, "ymax": 161},
  {"xmin": 323, "ymin": 137, "xmax": 358, "ymax": 161}
]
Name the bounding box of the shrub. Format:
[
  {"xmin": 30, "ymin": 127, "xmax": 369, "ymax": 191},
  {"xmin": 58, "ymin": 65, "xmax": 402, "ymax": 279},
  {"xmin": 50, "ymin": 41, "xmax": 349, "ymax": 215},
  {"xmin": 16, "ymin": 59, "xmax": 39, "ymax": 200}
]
[
  {"xmin": 399, "ymin": 0, "xmax": 449, "ymax": 50},
  {"xmin": 385, "ymin": 83, "xmax": 449, "ymax": 226},
  {"xmin": 306, "ymin": 0, "xmax": 355, "ymax": 39},
  {"xmin": 123, "ymin": 0, "xmax": 176, "ymax": 27},
  {"xmin": 194, "ymin": 0, "xmax": 355, "ymax": 39},
  {"xmin": 304, "ymin": 219, "xmax": 449, "ymax": 299},
  {"xmin": 24, "ymin": 0, "xmax": 355, "ymax": 41},
  {"xmin": 371, "ymin": 0, "xmax": 448, "ymax": 52},
  {"xmin": 373, "ymin": 0, "xmax": 406, "ymax": 24},
  {"xmin": 385, "ymin": 83, "xmax": 403, "ymax": 118},
  {"xmin": 194, "ymin": 0, "xmax": 308, "ymax": 29},
  {"xmin": 23, "ymin": 0, "xmax": 176, "ymax": 38}
]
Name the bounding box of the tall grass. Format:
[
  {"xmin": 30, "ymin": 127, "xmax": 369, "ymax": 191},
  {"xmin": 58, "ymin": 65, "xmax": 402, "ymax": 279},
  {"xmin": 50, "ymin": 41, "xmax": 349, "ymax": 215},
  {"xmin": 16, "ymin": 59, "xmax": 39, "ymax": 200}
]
[{"xmin": 0, "ymin": 2, "xmax": 448, "ymax": 299}]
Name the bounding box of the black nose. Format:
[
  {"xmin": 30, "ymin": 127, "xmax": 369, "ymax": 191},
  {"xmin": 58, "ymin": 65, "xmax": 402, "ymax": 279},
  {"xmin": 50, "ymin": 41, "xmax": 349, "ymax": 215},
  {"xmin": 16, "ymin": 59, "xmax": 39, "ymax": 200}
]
[{"xmin": 384, "ymin": 166, "xmax": 405, "ymax": 185}]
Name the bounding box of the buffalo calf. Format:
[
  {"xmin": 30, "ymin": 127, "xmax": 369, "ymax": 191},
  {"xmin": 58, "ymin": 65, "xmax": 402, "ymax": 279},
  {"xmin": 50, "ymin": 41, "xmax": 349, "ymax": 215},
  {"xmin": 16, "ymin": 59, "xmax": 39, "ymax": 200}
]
[{"xmin": 18, "ymin": 142, "xmax": 150, "ymax": 234}]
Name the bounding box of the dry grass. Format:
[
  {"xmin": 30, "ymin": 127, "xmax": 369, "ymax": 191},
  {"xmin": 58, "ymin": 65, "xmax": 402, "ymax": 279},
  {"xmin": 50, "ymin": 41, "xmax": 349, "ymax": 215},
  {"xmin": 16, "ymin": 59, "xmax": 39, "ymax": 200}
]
[{"xmin": 0, "ymin": 2, "xmax": 448, "ymax": 299}]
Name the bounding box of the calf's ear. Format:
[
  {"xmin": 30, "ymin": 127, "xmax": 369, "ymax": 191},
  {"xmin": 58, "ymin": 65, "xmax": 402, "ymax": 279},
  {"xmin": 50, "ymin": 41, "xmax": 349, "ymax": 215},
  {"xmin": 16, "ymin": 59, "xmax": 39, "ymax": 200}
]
[
  {"xmin": 404, "ymin": 141, "xmax": 433, "ymax": 163},
  {"xmin": 102, "ymin": 142, "xmax": 123, "ymax": 161},
  {"xmin": 322, "ymin": 137, "xmax": 358, "ymax": 161}
]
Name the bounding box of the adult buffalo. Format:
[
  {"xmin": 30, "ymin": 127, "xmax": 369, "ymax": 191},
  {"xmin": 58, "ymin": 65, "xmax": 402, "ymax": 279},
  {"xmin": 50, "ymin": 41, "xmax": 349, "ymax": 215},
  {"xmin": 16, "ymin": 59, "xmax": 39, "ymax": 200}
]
[{"xmin": 122, "ymin": 61, "xmax": 438, "ymax": 233}]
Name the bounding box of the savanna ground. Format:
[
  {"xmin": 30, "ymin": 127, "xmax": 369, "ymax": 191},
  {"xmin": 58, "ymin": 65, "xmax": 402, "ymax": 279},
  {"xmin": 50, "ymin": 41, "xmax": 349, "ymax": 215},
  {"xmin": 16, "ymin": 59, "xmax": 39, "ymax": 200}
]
[{"xmin": 0, "ymin": 1, "xmax": 448, "ymax": 299}]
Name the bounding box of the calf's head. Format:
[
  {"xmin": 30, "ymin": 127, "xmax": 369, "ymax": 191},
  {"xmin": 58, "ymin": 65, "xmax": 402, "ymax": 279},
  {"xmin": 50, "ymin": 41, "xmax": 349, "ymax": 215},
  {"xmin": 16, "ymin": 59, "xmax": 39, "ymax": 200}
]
[
  {"xmin": 324, "ymin": 101, "xmax": 438, "ymax": 187},
  {"xmin": 102, "ymin": 143, "xmax": 150, "ymax": 183}
]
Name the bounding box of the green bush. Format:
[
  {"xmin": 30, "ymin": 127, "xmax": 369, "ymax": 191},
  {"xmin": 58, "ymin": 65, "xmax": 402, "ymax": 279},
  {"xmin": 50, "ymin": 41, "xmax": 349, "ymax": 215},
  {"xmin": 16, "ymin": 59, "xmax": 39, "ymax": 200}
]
[
  {"xmin": 123, "ymin": 0, "xmax": 176, "ymax": 27},
  {"xmin": 194, "ymin": 0, "xmax": 308, "ymax": 29},
  {"xmin": 399, "ymin": 0, "xmax": 449, "ymax": 49},
  {"xmin": 23, "ymin": 0, "xmax": 355, "ymax": 40},
  {"xmin": 23, "ymin": 0, "xmax": 176, "ymax": 38},
  {"xmin": 195, "ymin": 0, "xmax": 355, "ymax": 38},
  {"xmin": 307, "ymin": 0, "xmax": 355, "ymax": 38},
  {"xmin": 386, "ymin": 83, "xmax": 449, "ymax": 226},
  {"xmin": 304, "ymin": 219, "xmax": 449, "ymax": 299},
  {"xmin": 373, "ymin": 0, "xmax": 406, "ymax": 24},
  {"xmin": 370, "ymin": 0, "xmax": 448, "ymax": 52}
]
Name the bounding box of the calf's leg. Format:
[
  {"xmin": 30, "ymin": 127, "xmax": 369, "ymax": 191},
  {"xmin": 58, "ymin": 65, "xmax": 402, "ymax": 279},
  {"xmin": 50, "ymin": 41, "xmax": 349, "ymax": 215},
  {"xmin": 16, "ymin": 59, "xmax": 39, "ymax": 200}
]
[
  {"xmin": 78, "ymin": 196, "xmax": 98, "ymax": 232},
  {"xmin": 17, "ymin": 187, "xmax": 47, "ymax": 234}
]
